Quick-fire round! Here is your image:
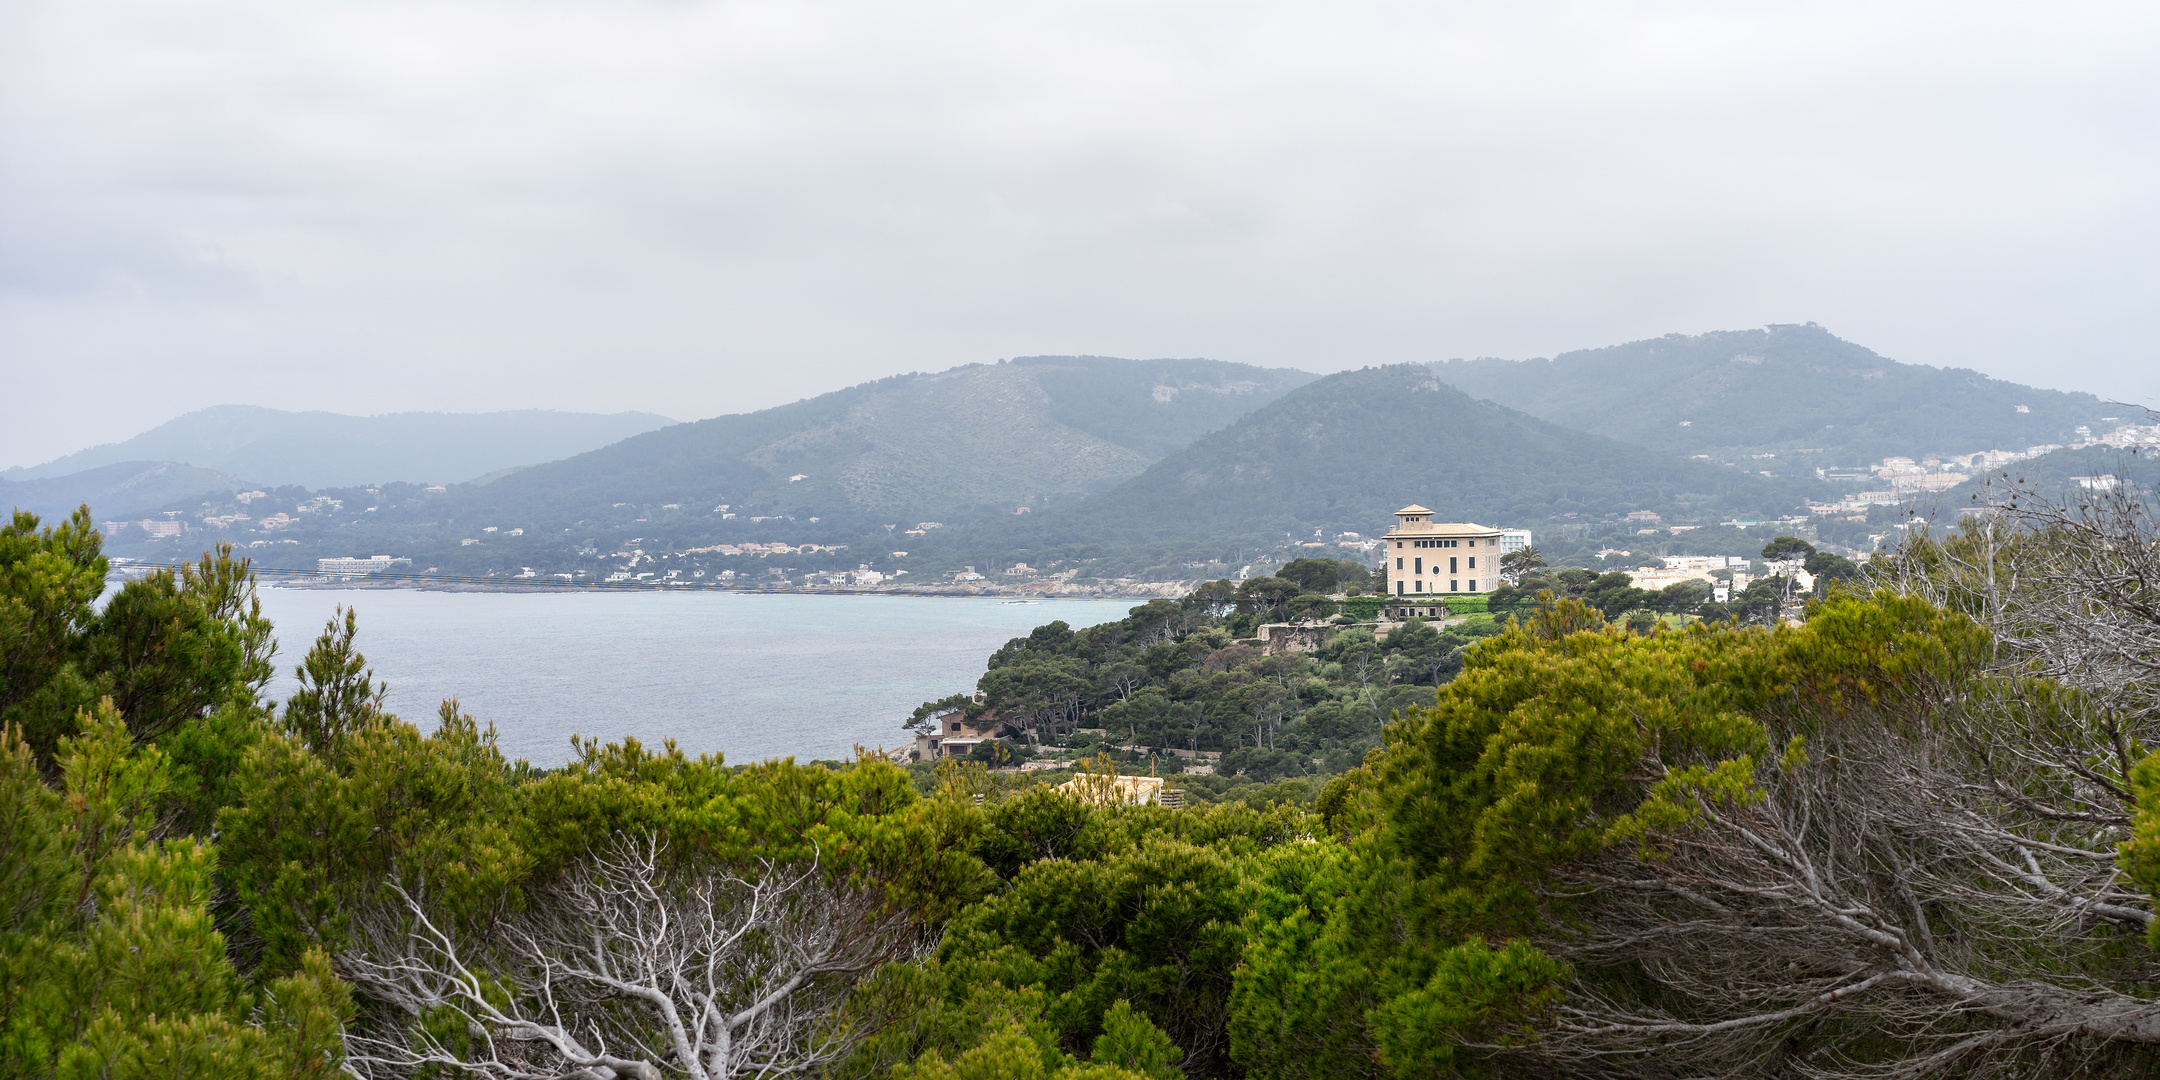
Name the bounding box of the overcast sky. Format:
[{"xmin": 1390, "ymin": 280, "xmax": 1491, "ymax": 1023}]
[{"xmin": 4, "ymin": 0, "xmax": 2157, "ymax": 469}]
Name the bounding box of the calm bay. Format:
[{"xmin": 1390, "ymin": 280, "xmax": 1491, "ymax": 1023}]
[{"xmin": 250, "ymin": 588, "xmax": 1123, "ymax": 766}]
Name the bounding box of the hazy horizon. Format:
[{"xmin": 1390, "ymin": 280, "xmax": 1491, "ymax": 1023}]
[{"xmin": 6, "ymin": 1, "xmax": 2158, "ymax": 469}]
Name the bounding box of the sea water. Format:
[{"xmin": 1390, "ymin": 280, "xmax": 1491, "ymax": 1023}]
[{"xmin": 249, "ymin": 589, "xmax": 1122, "ymax": 766}]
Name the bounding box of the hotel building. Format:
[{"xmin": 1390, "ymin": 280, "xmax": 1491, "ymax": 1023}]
[
  {"xmin": 1382, "ymin": 505, "xmax": 1502, "ymax": 619},
  {"xmin": 316, "ymin": 555, "xmax": 413, "ymax": 578}
]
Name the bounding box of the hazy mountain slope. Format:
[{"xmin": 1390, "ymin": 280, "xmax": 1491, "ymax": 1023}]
[
  {"xmin": 3, "ymin": 461, "xmax": 247, "ymax": 521},
  {"xmin": 985, "ymin": 365, "xmax": 1825, "ymax": 559},
  {"xmin": 1016, "ymin": 355, "xmax": 1319, "ymax": 458},
  {"xmin": 1433, "ymin": 324, "xmax": 2116, "ymax": 466},
  {"xmin": 442, "ymin": 357, "xmax": 1315, "ymax": 527},
  {"xmin": 6, "ymin": 406, "xmax": 677, "ymax": 488}
]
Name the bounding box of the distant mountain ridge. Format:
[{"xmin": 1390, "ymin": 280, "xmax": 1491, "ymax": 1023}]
[
  {"xmin": 83, "ymin": 330, "xmax": 2119, "ymax": 583},
  {"xmin": 967, "ymin": 364, "xmax": 1828, "ymax": 569},
  {"xmin": 1433, "ymin": 324, "xmax": 2116, "ymax": 467},
  {"xmin": 437, "ymin": 356, "xmax": 1317, "ymax": 528},
  {"xmin": 8, "ymin": 406, "xmax": 678, "ymax": 489},
  {"xmin": 1, "ymin": 461, "xmax": 247, "ymax": 522}
]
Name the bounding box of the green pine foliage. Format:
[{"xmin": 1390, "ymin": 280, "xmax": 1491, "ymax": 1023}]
[
  {"xmin": 921, "ymin": 587, "xmax": 1499, "ymax": 794},
  {"xmin": 0, "ymin": 701, "xmax": 354, "ymax": 1079}
]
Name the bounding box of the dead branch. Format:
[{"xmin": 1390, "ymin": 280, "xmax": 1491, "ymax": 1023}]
[
  {"xmin": 1486, "ymin": 471, "xmax": 2160, "ymax": 1079},
  {"xmin": 339, "ymin": 836, "xmax": 922, "ymax": 1080}
]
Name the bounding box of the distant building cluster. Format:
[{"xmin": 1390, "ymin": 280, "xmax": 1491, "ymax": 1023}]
[
  {"xmin": 1807, "ymin": 420, "xmax": 2160, "ymax": 513},
  {"xmin": 316, "ymin": 555, "xmax": 411, "ymax": 577},
  {"xmin": 807, "ymin": 565, "xmax": 894, "ymax": 587},
  {"xmin": 676, "ymin": 542, "xmax": 846, "ymax": 557},
  {"xmin": 100, "ymin": 517, "xmax": 187, "ymax": 538},
  {"xmin": 1628, "ymin": 555, "xmax": 1751, "ymax": 593}
]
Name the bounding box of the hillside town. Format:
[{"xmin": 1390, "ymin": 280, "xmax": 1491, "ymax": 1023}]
[{"xmin": 1794, "ymin": 417, "xmax": 2160, "ymax": 511}]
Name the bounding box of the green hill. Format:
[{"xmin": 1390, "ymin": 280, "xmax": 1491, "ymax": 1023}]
[
  {"xmin": 2, "ymin": 461, "xmax": 247, "ymax": 522},
  {"xmin": 6, "ymin": 406, "xmax": 676, "ymax": 488},
  {"xmin": 948, "ymin": 364, "xmax": 1831, "ymax": 574},
  {"xmin": 1433, "ymin": 323, "xmax": 2116, "ymax": 469},
  {"xmin": 92, "ymin": 357, "xmax": 1316, "ymax": 571},
  {"xmin": 91, "ymin": 364, "xmax": 1833, "ymax": 581},
  {"xmin": 437, "ymin": 356, "xmax": 1315, "ymax": 528}
]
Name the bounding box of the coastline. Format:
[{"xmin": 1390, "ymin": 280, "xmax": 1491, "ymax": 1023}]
[{"xmin": 108, "ymin": 559, "xmax": 1191, "ymax": 601}]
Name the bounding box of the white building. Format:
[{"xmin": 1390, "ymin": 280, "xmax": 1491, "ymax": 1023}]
[
  {"xmin": 317, "ymin": 555, "xmax": 412, "ymax": 577},
  {"xmin": 1659, "ymin": 555, "xmax": 1726, "ymax": 571},
  {"xmin": 1628, "ymin": 567, "xmax": 1717, "ymax": 592},
  {"xmin": 1500, "ymin": 528, "xmax": 1534, "ymax": 554},
  {"xmin": 1382, "ymin": 505, "xmax": 1501, "ymax": 619}
]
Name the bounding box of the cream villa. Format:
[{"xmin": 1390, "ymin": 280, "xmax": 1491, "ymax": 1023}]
[{"xmin": 1382, "ymin": 505, "xmax": 1502, "ymax": 619}]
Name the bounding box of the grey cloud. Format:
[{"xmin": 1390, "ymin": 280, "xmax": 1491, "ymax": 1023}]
[{"xmin": 3, "ymin": 0, "xmax": 2158, "ymax": 468}]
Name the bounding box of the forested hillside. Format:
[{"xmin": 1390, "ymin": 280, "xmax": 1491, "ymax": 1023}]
[
  {"xmin": 952, "ymin": 364, "xmax": 1829, "ymax": 574},
  {"xmin": 91, "ymin": 364, "xmax": 1831, "ymax": 583},
  {"xmin": 445, "ymin": 356, "xmax": 1314, "ymax": 526},
  {"xmin": 0, "ymin": 459, "xmax": 246, "ymax": 520},
  {"xmin": 77, "ymin": 343, "xmax": 2127, "ymax": 585},
  {"xmin": 12, "ymin": 472, "xmax": 2160, "ymax": 1078},
  {"xmin": 89, "ymin": 358, "xmax": 1314, "ymax": 579},
  {"xmin": 905, "ymin": 561, "xmax": 1491, "ymax": 796},
  {"xmin": 1434, "ymin": 323, "xmax": 2116, "ymax": 467},
  {"xmin": 8, "ymin": 405, "xmax": 676, "ymax": 488}
]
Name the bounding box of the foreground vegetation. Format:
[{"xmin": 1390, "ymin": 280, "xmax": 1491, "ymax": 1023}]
[{"xmin": 9, "ymin": 474, "xmax": 2160, "ymax": 1078}]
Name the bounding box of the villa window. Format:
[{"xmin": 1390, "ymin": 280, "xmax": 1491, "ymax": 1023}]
[
  {"xmin": 1450, "ymin": 557, "xmax": 1458, "ymax": 573},
  {"xmin": 1415, "ymin": 581, "xmax": 1425, "ymax": 593},
  {"xmin": 1450, "ymin": 580, "xmax": 1459, "ymax": 592}
]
